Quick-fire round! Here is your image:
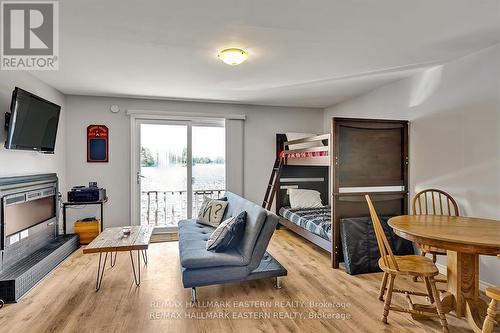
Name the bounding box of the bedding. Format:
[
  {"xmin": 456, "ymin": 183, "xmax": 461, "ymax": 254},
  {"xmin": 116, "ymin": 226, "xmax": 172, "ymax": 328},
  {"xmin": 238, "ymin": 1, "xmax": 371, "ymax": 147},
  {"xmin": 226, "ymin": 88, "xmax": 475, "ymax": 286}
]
[
  {"xmin": 280, "ymin": 150, "xmax": 328, "ymax": 158},
  {"xmin": 288, "ymin": 188, "xmax": 323, "ymax": 209},
  {"xmin": 340, "ymin": 216, "xmax": 414, "ymax": 275},
  {"xmin": 279, "ymin": 206, "xmax": 331, "ymax": 241}
]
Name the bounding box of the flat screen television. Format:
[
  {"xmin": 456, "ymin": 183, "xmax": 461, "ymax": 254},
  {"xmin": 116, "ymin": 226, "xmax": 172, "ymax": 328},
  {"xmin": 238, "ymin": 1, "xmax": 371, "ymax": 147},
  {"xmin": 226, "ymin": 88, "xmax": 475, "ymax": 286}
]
[{"xmin": 4, "ymin": 87, "xmax": 61, "ymax": 153}]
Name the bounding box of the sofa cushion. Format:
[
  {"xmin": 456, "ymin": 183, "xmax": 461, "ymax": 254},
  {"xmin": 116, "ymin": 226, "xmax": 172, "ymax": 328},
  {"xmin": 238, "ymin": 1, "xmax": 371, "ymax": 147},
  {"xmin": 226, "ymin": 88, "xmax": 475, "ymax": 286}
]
[
  {"xmin": 223, "ymin": 192, "xmax": 268, "ymax": 262},
  {"xmin": 178, "ymin": 219, "xmax": 214, "ymax": 235},
  {"xmin": 246, "ymin": 212, "xmax": 279, "ymax": 272},
  {"xmin": 178, "ymin": 219, "xmax": 247, "ymax": 268}
]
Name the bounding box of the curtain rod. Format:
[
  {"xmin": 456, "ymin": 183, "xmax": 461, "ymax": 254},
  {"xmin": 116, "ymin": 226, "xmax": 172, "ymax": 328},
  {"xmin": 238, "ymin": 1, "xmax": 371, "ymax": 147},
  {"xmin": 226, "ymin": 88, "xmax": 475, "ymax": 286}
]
[{"xmin": 126, "ymin": 109, "xmax": 246, "ymax": 120}]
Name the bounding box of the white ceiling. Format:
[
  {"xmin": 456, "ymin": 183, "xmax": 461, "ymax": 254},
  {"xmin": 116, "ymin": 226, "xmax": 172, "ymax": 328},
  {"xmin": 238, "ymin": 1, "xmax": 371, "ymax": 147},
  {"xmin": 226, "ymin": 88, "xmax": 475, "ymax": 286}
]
[{"xmin": 32, "ymin": 0, "xmax": 500, "ymax": 108}]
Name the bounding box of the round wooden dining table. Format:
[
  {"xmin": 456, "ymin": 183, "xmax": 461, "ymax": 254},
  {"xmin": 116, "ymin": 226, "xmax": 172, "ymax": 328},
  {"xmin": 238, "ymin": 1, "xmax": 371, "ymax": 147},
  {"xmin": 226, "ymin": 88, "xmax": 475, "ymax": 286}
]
[{"xmin": 388, "ymin": 215, "xmax": 500, "ymax": 331}]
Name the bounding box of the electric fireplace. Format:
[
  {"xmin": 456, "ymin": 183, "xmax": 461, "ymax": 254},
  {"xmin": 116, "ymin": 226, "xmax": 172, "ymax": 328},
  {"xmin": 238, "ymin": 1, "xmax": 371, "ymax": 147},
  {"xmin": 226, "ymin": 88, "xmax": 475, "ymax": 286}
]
[
  {"xmin": 2, "ymin": 187, "xmax": 56, "ymax": 249},
  {"xmin": 0, "ymin": 174, "xmax": 79, "ymax": 302}
]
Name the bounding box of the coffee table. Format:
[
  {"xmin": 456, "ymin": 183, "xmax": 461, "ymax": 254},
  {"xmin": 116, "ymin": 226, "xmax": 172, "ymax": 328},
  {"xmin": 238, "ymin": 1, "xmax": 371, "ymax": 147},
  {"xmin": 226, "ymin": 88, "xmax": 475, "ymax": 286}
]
[{"xmin": 83, "ymin": 226, "xmax": 153, "ymax": 291}]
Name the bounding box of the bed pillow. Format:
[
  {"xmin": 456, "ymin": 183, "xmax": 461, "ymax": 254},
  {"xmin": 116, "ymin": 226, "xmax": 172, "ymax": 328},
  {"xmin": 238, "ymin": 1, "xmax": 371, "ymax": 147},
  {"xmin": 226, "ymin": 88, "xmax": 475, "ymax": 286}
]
[
  {"xmin": 288, "ymin": 188, "xmax": 323, "ymax": 209},
  {"xmin": 206, "ymin": 211, "xmax": 247, "ymax": 252},
  {"xmin": 285, "ymin": 132, "xmax": 324, "ymax": 150},
  {"xmin": 197, "ymin": 196, "xmax": 228, "ymax": 228}
]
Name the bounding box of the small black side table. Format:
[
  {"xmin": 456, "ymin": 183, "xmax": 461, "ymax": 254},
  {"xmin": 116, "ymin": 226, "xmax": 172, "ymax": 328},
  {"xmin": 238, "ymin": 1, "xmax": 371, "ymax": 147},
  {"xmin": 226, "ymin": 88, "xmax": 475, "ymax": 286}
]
[{"xmin": 62, "ymin": 198, "xmax": 108, "ymax": 234}]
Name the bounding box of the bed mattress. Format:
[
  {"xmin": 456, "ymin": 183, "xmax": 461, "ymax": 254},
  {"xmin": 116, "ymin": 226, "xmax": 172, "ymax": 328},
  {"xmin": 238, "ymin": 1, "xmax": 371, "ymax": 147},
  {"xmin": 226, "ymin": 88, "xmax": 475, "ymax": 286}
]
[{"xmin": 278, "ymin": 206, "xmax": 331, "ymax": 241}]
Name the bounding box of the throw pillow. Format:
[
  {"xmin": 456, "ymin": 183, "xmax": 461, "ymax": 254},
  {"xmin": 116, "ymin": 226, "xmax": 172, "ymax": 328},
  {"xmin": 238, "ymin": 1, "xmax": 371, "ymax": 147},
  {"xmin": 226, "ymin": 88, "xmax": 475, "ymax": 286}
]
[
  {"xmin": 206, "ymin": 216, "xmax": 234, "ymax": 250},
  {"xmin": 197, "ymin": 196, "xmax": 228, "ymax": 227},
  {"xmin": 206, "ymin": 211, "xmax": 247, "ymax": 252}
]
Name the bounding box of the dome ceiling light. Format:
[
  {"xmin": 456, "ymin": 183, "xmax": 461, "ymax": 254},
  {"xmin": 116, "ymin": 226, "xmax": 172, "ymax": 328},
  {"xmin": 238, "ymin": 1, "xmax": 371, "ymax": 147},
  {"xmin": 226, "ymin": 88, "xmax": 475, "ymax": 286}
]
[{"xmin": 217, "ymin": 48, "xmax": 248, "ymax": 66}]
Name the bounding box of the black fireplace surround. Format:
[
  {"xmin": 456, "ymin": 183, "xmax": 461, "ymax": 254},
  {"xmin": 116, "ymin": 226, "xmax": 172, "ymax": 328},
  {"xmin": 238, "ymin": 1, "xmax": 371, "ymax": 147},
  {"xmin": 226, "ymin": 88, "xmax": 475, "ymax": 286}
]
[{"xmin": 0, "ymin": 173, "xmax": 79, "ymax": 302}]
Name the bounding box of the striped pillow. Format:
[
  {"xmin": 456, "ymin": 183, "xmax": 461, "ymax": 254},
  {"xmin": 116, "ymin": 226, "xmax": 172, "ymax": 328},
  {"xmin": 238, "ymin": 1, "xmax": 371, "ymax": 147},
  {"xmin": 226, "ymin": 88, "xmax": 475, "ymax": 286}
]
[{"xmin": 206, "ymin": 211, "xmax": 247, "ymax": 252}]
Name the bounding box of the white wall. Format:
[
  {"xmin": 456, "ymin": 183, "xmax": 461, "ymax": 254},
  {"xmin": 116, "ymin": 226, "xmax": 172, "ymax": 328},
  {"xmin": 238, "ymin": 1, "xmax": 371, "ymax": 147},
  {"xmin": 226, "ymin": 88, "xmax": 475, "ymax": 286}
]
[
  {"xmin": 64, "ymin": 96, "xmax": 323, "ymax": 229},
  {"xmin": 323, "ymin": 79, "xmax": 413, "ymax": 130},
  {"xmin": 323, "ymin": 45, "xmax": 500, "ymax": 286},
  {"xmin": 0, "ymin": 72, "xmax": 66, "ymax": 197}
]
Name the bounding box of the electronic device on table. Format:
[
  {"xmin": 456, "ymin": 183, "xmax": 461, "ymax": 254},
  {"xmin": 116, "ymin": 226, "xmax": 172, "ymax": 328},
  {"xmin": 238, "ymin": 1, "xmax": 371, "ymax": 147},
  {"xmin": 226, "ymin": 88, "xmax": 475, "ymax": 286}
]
[{"xmin": 68, "ymin": 182, "xmax": 106, "ymax": 203}]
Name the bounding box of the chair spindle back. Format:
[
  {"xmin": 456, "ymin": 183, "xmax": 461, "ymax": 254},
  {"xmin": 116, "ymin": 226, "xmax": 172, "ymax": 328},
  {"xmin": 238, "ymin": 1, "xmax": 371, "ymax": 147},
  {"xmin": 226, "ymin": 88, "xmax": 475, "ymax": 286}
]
[
  {"xmin": 365, "ymin": 195, "xmax": 399, "ymax": 271},
  {"xmin": 412, "ymin": 189, "xmax": 459, "ymax": 216}
]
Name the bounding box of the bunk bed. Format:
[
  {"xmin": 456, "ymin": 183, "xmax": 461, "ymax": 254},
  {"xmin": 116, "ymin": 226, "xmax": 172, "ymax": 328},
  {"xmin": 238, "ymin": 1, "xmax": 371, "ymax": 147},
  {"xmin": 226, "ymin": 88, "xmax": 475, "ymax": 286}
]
[
  {"xmin": 274, "ymin": 133, "xmax": 332, "ymax": 252},
  {"xmin": 271, "ymin": 118, "xmax": 409, "ymax": 268}
]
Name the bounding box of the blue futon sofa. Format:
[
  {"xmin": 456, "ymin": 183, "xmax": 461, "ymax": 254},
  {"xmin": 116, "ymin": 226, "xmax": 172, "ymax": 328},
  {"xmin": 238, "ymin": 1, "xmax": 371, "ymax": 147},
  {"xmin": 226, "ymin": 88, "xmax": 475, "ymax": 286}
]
[{"xmin": 178, "ymin": 191, "xmax": 287, "ymax": 302}]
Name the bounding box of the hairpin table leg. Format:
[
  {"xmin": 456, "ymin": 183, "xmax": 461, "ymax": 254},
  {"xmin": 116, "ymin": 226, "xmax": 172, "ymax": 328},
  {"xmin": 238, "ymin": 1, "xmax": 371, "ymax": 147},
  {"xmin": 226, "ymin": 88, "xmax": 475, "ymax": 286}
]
[
  {"xmin": 96, "ymin": 252, "xmax": 109, "ymax": 291},
  {"xmin": 110, "ymin": 251, "xmax": 118, "ymax": 268},
  {"xmin": 141, "ymin": 250, "xmax": 148, "ymax": 266},
  {"xmin": 130, "ymin": 250, "xmax": 141, "ymax": 286}
]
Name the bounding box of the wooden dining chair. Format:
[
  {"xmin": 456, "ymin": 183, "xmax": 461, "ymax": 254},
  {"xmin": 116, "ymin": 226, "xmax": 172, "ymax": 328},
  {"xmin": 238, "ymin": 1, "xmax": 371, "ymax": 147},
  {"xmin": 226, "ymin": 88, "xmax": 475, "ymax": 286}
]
[
  {"xmin": 412, "ymin": 189, "xmax": 460, "ymax": 264},
  {"xmin": 366, "ymin": 195, "xmax": 450, "ymax": 333},
  {"xmin": 474, "ymin": 254, "xmax": 500, "ymax": 333}
]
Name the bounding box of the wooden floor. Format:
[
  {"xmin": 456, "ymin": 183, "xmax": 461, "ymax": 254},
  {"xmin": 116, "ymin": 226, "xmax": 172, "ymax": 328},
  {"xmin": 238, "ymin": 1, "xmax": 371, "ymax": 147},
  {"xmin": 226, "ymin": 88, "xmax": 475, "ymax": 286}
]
[{"xmin": 0, "ymin": 229, "xmax": 481, "ymax": 333}]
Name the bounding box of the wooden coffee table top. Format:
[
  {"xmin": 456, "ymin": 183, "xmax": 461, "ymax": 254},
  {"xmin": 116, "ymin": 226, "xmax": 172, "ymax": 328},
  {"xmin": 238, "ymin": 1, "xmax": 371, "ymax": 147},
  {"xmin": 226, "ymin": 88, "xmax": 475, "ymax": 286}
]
[{"xmin": 83, "ymin": 226, "xmax": 153, "ymax": 254}]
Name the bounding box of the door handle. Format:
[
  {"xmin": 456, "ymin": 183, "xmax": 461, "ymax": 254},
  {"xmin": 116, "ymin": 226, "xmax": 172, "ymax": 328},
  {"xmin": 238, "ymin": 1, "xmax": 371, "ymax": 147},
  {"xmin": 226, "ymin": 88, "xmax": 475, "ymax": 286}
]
[{"xmin": 137, "ymin": 172, "xmax": 146, "ymax": 184}]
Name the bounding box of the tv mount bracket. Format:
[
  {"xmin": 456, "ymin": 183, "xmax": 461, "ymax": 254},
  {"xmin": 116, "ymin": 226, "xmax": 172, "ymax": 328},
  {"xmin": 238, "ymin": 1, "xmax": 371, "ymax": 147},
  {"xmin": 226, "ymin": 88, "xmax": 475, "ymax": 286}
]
[{"xmin": 4, "ymin": 112, "xmax": 11, "ymax": 130}]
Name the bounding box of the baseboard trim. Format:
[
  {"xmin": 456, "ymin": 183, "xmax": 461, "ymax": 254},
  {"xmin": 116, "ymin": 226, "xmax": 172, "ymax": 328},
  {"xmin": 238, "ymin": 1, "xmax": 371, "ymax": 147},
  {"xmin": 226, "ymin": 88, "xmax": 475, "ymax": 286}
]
[{"xmin": 435, "ymin": 263, "xmax": 495, "ymax": 291}]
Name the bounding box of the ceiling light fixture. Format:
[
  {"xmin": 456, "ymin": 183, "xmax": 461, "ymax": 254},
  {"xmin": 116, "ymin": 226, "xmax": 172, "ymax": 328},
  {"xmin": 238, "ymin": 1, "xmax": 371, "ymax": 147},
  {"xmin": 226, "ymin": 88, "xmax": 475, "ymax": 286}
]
[{"xmin": 217, "ymin": 48, "xmax": 248, "ymax": 66}]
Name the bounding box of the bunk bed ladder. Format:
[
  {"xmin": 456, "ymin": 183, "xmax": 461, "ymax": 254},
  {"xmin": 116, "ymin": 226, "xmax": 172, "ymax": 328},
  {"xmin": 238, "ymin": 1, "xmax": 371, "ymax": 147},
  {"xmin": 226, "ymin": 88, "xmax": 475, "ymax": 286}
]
[{"xmin": 262, "ymin": 157, "xmax": 284, "ymax": 210}]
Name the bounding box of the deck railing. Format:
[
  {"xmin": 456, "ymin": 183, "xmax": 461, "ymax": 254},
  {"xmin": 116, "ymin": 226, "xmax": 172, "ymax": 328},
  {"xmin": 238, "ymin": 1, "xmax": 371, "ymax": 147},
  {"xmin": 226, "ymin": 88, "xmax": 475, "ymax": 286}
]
[{"xmin": 141, "ymin": 189, "xmax": 225, "ymax": 226}]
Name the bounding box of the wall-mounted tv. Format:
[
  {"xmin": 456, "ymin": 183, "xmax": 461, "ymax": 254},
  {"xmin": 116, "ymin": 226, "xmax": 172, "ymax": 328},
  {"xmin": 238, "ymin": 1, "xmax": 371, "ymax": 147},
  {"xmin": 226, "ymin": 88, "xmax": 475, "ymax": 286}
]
[{"xmin": 4, "ymin": 87, "xmax": 61, "ymax": 153}]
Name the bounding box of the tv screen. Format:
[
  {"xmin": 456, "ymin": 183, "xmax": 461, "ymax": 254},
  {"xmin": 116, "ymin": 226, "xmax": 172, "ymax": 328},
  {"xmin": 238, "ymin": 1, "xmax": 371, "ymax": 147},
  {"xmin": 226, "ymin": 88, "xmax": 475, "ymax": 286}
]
[{"xmin": 5, "ymin": 87, "xmax": 61, "ymax": 153}]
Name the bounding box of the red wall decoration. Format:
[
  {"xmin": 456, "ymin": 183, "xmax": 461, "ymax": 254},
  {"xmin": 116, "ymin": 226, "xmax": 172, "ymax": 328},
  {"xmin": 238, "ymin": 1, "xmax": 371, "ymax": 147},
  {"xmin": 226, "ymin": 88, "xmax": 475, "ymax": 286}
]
[{"xmin": 87, "ymin": 125, "xmax": 109, "ymax": 162}]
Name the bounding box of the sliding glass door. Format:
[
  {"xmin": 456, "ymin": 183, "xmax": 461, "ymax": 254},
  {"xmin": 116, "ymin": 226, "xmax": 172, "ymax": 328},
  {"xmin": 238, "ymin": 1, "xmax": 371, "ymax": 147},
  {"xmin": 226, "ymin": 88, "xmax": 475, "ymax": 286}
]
[
  {"xmin": 191, "ymin": 125, "xmax": 226, "ymax": 215},
  {"xmin": 139, "ymin": 122, "xmax": 189, "ymax": 227},
  {"xmin": 134, "ymin": 119, "xmax": 225, "ymax": 231}
]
